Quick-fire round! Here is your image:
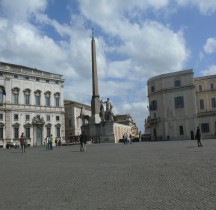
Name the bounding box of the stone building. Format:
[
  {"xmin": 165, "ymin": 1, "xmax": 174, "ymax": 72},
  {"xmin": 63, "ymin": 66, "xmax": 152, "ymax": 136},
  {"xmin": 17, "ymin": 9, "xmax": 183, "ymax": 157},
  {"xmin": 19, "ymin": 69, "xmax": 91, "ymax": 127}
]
[
  {"xmin": 147, "ymin": 69, "xmax": 197, "ymax": 140},
  {"xmin": 64, "ymin": 100, "xmax": 91, "ymax": 142},
  {"xmin": 115, "ymin": 114, "xmax": 138, "ymax": 137},
  {"xmin": 147, "ymin": 69, "xmax": 216, "ymax": 140},
  {"xmin": 0, "ymin": 62, "xmax": 65, "ymax": 148},
  {"xmin": 194, "ymin": 75, "xmax": 216, "ymax": 138}
]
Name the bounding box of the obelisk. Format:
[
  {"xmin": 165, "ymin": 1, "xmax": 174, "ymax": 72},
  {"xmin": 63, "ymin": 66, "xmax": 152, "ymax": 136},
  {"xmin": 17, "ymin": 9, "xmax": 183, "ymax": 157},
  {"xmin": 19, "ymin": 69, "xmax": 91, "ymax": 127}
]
[{"xmin": 90, "ymin": 30, "xmax": 101, "ymax": 124}]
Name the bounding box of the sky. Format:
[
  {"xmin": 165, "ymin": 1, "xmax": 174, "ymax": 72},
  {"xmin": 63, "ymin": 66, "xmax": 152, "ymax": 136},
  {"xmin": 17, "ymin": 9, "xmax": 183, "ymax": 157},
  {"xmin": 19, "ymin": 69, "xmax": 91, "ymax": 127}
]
[{"xmin": 0, "ymin": 0, "xmax": 216, "ymax": 133}]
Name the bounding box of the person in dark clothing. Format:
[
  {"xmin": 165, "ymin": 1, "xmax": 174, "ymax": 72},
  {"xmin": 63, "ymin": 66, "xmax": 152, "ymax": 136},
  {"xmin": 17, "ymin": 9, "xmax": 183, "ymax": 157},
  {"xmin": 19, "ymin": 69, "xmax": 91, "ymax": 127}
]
[
  {"xmin": 20, "ymin": 132, "xmax": 26, "ymax": 152},
  {"xmin": 196, "ymin": 126, "xmax": 203, "ymax": 147},
  {"xmin": 80, "ymin": 132, "xmax": 87, "ymax": 152}
]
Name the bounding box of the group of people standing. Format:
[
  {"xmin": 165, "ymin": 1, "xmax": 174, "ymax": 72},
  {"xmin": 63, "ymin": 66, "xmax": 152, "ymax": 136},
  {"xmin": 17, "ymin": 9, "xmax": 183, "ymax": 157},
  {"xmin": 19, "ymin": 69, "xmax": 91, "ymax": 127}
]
[
  {"xmin": 17, "ymin": 126, "xmax": 203, "ymax": 154},
  {"xmin": 123, "ymin": 133, "xmax": 132, "ymax": 144},
  {"xmin": 46, "ymin": 134, "xmax": 54, "ymax": 150}
]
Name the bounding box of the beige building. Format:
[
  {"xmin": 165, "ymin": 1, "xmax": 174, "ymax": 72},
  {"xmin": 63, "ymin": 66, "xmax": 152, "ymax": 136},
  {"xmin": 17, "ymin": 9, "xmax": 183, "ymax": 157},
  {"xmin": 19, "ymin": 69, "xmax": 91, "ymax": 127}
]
[
  {"xmin": 147, "ymin": 69, "xmax": 197, "ymax": 140},
  {"xmin": 115, "ymin": 114, "xmax": 138, "ymax": 138},
  {"xmin": 0, "ymin": 62, "xmax": 65, "ymax": 148},
  {"xmin": 194, "ymin": 75, "xmax": 216, "ymax": 138},
  {"xmin": 64, "ymin": 100, "xmax": 91, "ymax": 142},
  {"xmin": 64, "ymin": 103, "xmax": 138, "ymax": 143}
]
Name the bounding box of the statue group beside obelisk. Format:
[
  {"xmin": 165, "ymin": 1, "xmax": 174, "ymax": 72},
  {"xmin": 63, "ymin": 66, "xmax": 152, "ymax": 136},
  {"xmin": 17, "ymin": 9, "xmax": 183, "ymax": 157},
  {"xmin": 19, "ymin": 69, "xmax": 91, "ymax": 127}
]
[{"xmin": 81, "ymin": 31, "xmax": 130, "ymax": 143}]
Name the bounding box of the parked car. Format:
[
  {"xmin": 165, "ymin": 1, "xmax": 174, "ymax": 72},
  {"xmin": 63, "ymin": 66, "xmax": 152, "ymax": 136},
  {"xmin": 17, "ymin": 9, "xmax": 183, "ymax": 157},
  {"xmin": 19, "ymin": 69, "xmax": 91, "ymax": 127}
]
[{"xmin": 6, "ymin": 142, "xmax": 20, "ymax": 149}]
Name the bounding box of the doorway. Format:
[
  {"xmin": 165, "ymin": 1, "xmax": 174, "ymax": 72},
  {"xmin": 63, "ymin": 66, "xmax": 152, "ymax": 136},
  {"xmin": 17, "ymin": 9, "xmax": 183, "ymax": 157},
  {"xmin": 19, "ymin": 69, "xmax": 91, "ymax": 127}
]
[{"xmin": 36, "ymin": 127, "xmax": 42, "ymax": 146}]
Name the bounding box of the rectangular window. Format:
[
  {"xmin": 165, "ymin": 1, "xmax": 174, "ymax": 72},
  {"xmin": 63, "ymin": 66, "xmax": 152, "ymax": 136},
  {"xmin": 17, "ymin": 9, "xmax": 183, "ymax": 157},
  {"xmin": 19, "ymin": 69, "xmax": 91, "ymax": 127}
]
[
  {"xmin": 56, "ymin": 116, "xmax": 60, "ymax": 121},
  {"xmin": 25, "ymin": 76, "xmax": 29, "ymax": 80},
  {"xmin": 36, "ymin": 78, "xmax": 40, "ymax": 81},
  {"xmin": 179, "ymin": 126, "xmax": 184, "ymax": 135},
  {"xmin": 215, "ymin": 122, "xmax": 216, "ymax": 134},
  {"xmin": 0, "ymin": 92, "xmax": 3, "ymax": 103},
  {"xmin": 201, "ymin": 123, "xmax": 209, "ymax": 133},
  {"xmin": 200, "ymin": 99, "xmax": 204, "ymax": 109},
  {"xmin": 24, "ymin": 95, "xmax": 30, "ymax": 105},
  {"xmin": 69, "ymin": 119, "xmax": 72, "ymax": 127},
  {"xmin": 26, "ymin": 115, "xmax": 30, "ymax": 121},
  {"xmin": 14, "ymin": 127, "xmax": 19, "ymax": 139},
  {"xmin": 199, "ymin": 85, "xmax": 202, "ymax": 91},
  {"xmin": 175, "ymin": 96, "xmax": 184, "ymax": 109},
  {"xmin": 174, "ymin": 80, "xmax": 181, "ymax": 87},
  {"xmin": 211, "ymin": 98, "xmax": 216, "ymax": 108},
  {"xmin": 14, "ymin": 94, "xmax": 19, "ymax": 104},
  {"xmin": 55, "ymin": 98, "xmax": 60, "ymax": 107},
  {"xmin": 45, "ymin": 96, "xmax": 50, "ymax": 106},
  {"xmin": 14, "ymin": 75, "xmax": 18, "ymax": 78},
  {"xmin": 25, "ymin": 127, "xmax": 30, "ymax": 139},
  {"xmin": 0, "ymin": 114, "xmax": 3, "ymax": 120},
  {"xmin": 46, "ymin": 127, "xmax": 51, "ymax": 137},
  {"xmin": 151, "ymin": 85, "xmax": 155, "ymax": 92},
  {"xmin": 46, "ymin": 80, "xmax": 49, "ymax": 83},
  {"xmin": 211, "ymin": 83, "xmax": 214, "ymax": 90},
  {"xmin": 150, "ymin": 100, "xmax": 157, "ymax": 111},
  {"xmin": 35, "ymin": 95, "xmax": 40, "ymax": 106},
  {"xmin": 56, "ymin": 127, "xmax": 60, "ymax": 138},
  {"xmin": 46, "ymin": 115, "xmax": 50, "ymax": 121},
  {"xmin": 14, "ymin": 114, "xmax": 19, "ymax": 121},
  {"xmin": 0, "ymin": 127, "xmax": 3, "ymax": 138}
]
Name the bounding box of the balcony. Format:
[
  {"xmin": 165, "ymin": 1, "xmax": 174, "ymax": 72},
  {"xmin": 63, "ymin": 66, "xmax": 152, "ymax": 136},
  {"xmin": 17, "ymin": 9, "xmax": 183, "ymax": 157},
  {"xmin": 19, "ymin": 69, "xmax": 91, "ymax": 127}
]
[{"xmin": 149, "ymin": 118, "xmax": 161, "ymax": 126}]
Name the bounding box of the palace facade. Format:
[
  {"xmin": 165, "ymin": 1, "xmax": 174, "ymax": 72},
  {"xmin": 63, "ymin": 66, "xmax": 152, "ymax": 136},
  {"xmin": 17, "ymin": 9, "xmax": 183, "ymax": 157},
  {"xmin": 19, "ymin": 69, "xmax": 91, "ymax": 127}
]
[{"xmin": 0, "ymin": 62, "xmax": 65, "ymax": 148}]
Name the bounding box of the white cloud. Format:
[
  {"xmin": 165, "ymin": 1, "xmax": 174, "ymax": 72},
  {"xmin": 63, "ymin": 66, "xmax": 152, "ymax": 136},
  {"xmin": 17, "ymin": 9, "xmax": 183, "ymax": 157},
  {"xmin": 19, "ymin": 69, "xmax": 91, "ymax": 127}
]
[
  {"xmin": 175, "ymin": 0, "xmax": 216, "ymax": 14},
  {"xmin": 204, "ymin": 37, "xmax": 216, "ymax": 54},
  {"xmin": 78, "ymin": 0, "xmax": 190, "ymax": 79},
  {"xmin": 0, "ymin": 0, "xmax": 47, "ymax": 21},
  {"xmin": 201, "ymin": 65, "xmax": 216, "ymax": 76},
  {"xmin": 0, "ymin": 0, "xmax": 203, "ymax": 132}
]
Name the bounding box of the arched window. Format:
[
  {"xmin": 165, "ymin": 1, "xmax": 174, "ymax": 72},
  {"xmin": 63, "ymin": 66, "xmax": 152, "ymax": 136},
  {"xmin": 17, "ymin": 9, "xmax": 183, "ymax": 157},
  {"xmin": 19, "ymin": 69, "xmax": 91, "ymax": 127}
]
[
  {"xmin": 12, "ymin": 87, "xmax": 20, "ymax": 104},
  {"xmin": 54, "ymin": 92, "xmax": 60, "ymax": 107},
  {"xmin": 23, "ymin": 89, "xmax": 31, "ymax": 105},
  {"xmin": 44, "ymin": 91, "xmax": 51, "ymax": 107},
  {"xmin": 0, "ymin": 86, "xmax": 5, "ymax": 104},
  {"xmin": 12, "ymin": 122, "xmax": 20, "ymax": 139},
  {"xmin": 34, "ymin": 90, "xmax": 41, "ymax": 106}
]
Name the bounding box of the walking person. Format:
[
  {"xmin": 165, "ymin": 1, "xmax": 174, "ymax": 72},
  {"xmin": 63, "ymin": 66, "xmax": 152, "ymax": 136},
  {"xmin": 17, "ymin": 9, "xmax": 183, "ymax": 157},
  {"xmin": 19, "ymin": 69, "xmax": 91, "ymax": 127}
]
[
  {"xmin": 80, "ymin": 131, "xmax": 87, "ymax": 152},
  {"xmin": 55, "ymin": 139, "xmax": 58, "ymax": 147},
  {"xmin": 129, "ymin": 134, "xmax": 132, "ymax": 144},
  {"xmin": 19, "ymin": 132, "xmax": 26, "ymax": 153},
  {"xmin": 123, "ymin": 133, "xmax": 128, "ymax": 144},
  {"xmin": 50, "ymin": 134, "xmax": 53, "ymax": 150},
  {"xmin": 196, "ymin": 126, "xmax": 203, "ymax": 147},
  {"xmin": 46, "ymin": 136, "xmax": 50, "ymax": 150}
]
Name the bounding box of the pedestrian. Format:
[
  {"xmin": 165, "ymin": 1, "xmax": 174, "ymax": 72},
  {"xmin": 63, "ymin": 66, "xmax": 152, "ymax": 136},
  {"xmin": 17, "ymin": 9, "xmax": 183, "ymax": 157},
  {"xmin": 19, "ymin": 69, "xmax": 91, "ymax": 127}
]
[
  {"xmin": 123, "ymin": 133, "xmax": 128, "ymax": 144},
  {"xmin": 55, "ymin": 139, "xmax": 58, "ymax": 147},
  {"xmin": 129, "ymin": 134, "xmax": 132, "ymax": 144},
  {"xmin": 195, "ymin": 126, "xmax": 203, "ymax": 147},
  {"xmin": 19, "ymin": 132, "xmax": 26, "ymax": 153},
  {"xmin": 80, "ymin": 131, "xmax": 87, "ymax": 152},
  {"xmin": 46, "ymin": 136, "xmax": 50, "ymax": 150},
  {"xmin": 50, "ymin": 134, "xmax": 53, "ymax": 150}
]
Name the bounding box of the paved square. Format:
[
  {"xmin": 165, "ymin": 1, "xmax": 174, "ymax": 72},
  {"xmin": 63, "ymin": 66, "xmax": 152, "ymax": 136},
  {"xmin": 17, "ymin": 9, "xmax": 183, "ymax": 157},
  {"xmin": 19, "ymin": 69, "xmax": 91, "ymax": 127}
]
[{"xmin": 0, "ymin": 140, "xmax": 216, "ymax": 210}]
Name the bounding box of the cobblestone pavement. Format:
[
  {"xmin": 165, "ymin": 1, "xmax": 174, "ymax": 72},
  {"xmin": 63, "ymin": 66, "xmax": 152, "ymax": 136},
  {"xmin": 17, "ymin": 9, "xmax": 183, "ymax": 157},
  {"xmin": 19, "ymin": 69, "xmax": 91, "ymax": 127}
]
[{"xmin": 0, "ymin": 139, "xmax": 216, "ymax": 210}]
